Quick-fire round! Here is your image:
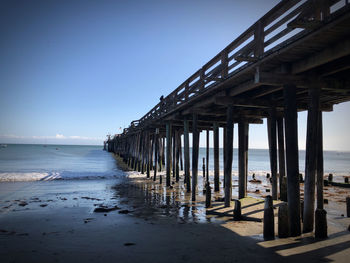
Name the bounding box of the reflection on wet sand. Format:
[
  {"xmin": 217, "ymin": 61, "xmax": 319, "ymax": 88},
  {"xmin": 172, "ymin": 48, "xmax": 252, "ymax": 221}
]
[{"xmin": 112, "ymin": 157, "xmax": 350, "ymax": 240}]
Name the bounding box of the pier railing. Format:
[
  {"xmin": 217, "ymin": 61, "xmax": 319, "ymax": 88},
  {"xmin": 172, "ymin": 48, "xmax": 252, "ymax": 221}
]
[{"xmin": 129, "ymin": 0, "xmax": 348, "ymax": 132}]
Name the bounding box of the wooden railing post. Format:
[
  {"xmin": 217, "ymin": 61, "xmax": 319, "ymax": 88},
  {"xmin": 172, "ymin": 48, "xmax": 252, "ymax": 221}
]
[
  {"xmin": 321, "ymin": 0, "xmax": 330, "ymax": 20},
  {"xmin": 254, "ymin": 20, "xmax": 264, "ymax": 58},
  {"xmin": 185, "ymin": 80, "xmax": 190, "ymax": 100},
  {"xmin": 200, "ymin": 68, "xmax": 205, "ymax": 90},
  {"xmin": 221, "ymin": 50, "xmax": 229, "ymax": 78}
]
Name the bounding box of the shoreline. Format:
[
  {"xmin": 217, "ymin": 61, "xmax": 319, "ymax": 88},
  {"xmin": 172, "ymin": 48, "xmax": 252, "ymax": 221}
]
[{"xmin": 1, "ymin": 169, "xmax": 348, "ymax": 183}]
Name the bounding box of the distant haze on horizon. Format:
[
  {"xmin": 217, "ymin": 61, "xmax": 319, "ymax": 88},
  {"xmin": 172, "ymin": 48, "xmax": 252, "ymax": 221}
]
[{"xmin": 1, "ymin": 0, "xmax": 350, "ymax": 151}]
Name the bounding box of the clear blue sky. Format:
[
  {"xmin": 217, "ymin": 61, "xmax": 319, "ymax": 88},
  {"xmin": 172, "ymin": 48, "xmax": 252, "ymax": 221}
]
[{"xmin": 1, "ymin": 0, "xmax": 349, "ymax": 150}]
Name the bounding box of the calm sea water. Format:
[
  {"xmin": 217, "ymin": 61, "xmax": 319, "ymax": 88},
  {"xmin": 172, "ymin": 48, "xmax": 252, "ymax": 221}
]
[
  {"xmin": 195, "ymin": 148, "xmax": 350, "ymax": 175},
  {"xmin": 0, "ymin": 144, "xmax": 122, "ymax": 181},
  {"xmin": 0, "ymin": 144, "xmax": 349, "ymax": 182}
]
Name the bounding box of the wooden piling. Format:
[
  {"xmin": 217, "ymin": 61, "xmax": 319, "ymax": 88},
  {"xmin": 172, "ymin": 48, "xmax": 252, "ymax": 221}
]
[
  {"xmin": 315, "ymin": 208, "xmax": 327, "ymax": 238},
  {"xmin": 146, "ymin": 131, "xmax": 151, "ymax": 178},
  {"xmin": 132, "ymin": 134, "xmax": 137, "ymax": 170},
  {"xmin": 161, "ymin": 136, "xmax": 166, "ymax": 171},
  {"xmin": 239, "ymin": 120, "xmax": 248, "ymax": 199},
  {"xmin": 206, "ymin": 129, "xmax": 209, "ymax": 182},
  {"xmin": 234, "ymin": 200, "xmax": 242, "ymax": 220},
  {"xmin": 202, "ymin": 157, "xmax": 205, "ymax": 178},
  {"xmin": 166, "ymin": 122, "xmax": 172, "ymax": 187},
  {"xmin": 224, "ymin": 106, "xmax": 233, "ymax": 207},
  {"xmin": 277, "ymin": 116, "xmax": 286, "ymax": 198},
  {"xmin": 278, "ymin": 203, "xmax": 289, "ymax": 238},
  {"xmin": 184, "ymin": 118, "xmax": 191, "ymax": 192},
  {"xmin": 162, "ymin": 137, "xmax": 165, "ymax": 167},
  {"xmin": 136, "ymin": 132, "xmax": 141, "ymax": 171},
  {"xmin": 158, "ymin": 137, "xmax": 163, "ymax": 172},
  {"xmin": 263, "ymin": 195, "xmax": 275, "ymax": 240},
  {"xmin": 317, "ymin": 111, "xmax": 324, "ymax": 209},
  {"xmin": 267, "ymin": 108, "xmax": 278, "ymax": 200},
  {"xmin": 153, "ymin": 130, "xmax": 158, "ymax": 181},
  {"xmin": 284, "ymin": 84, "xmax": 301, "ymax": 237},
  {"xmin": 175, "ymin": 131, "xmax": 180, "ymax": 182},
  {"xmin": 213, "ymin": 122, "xmax": 220, "ymax": 192},
  {"xmin": 245, "ymin": 122, "xmax": 249, "ymax": 188},
  {"xmin": 158, "ymin": 138, "xmax": 162, "ymax": 171},
  {"xmin": 303, "ymin": 86, "xmax": 320, "ymax": 233},
  {"xmin": 205, "ymin": 182, "xmax": 211, "ymax": 208},
  {"xmin": 192, "ymin": 113, "xmax": 200, "ymax": 201},
  {"xmin": 223, "ymin": 126, "xmax": 226, "ymax": 189},
  {"xmin": 179, "ymin": 133, "xmax": 183, "ymax": 171},
  {"xmin": 315, "ymin": 111, "xmax": 327, "ymax": 238},
  {"xmin": 141, "ymin": 132, "xmax": 145, "ymax": 174},
  {"xmin": 172, "ymin": 130, "xmax": 176, "ymax": 178},
  {"xmin": 280, "ymin": 176, "xmax": 288, "ymax": 202}
]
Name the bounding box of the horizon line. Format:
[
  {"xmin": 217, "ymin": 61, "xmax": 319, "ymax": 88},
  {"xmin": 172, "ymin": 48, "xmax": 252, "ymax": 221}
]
[{"xmin": 1, "ymin": 142, "xmax": 349, "ymax": 153}]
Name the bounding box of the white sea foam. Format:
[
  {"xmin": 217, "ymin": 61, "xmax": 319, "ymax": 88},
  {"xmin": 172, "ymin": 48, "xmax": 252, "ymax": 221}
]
[
  {"xmin": 1, "ymin": 169, "xmax": 347, "ymax": 183},
  {"xmin": 0, "ymin": 172, "xmax": 51, "ymax": 182},
  {"xmin": 126, "ymin": 171, "xmax": 148, "ymax": 178},
  {"xmin": 0, "ymin": 172, "xmax": 119, "ymax": 182}
]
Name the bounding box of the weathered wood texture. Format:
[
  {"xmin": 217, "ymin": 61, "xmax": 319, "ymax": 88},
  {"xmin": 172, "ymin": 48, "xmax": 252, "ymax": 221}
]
[
  {"xmin": 153, "ymin": 131, "xmax": 158, "ymax": 181},
  {"xmin": 303, "ymin": 86, "xmax": 320, "ymax": 233},
  {"xmin": 166, "ymin": 122, "xmax": 172, "ymax": 187},
  {"xmin": 192, "ymin": 114, "xmax": 200, "ymax": 201},
  {"xmin": 267, "ymin": 108, "xmax": 278, "ymax": 200},
  {"xmin": 277, "ymin": 117, "xmax": 286, "ymax": 199},
  {"xmin": 213, "ymin": 122, "xmax": 220, "ymax": 192},
  {"xmin": 284, "ymin": 84, "xmax": 301, "ymax": 237},
  {"xmin": 317, "ymin": 111, "xmax": 324, "ymax": 210},
  {"xmin": 238, "ymin": 121, "xmax": 248, "ymax": 199},
  {"xmin": 184, "ymin": 119, "xmax": 191, "ymax": 192},
  {"xmin": 206, "ymin": 129, "xmax": 210, "ymax": 182},
  {"xmin": 224, "ymin": 106, "xmax": 234, "ymax": 207}
]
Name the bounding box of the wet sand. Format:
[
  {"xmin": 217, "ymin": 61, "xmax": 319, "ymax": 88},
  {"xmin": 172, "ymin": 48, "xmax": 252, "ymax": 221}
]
[{"xmin": 0, "ymin": 158, "xmax": 350, "ymax": 263}]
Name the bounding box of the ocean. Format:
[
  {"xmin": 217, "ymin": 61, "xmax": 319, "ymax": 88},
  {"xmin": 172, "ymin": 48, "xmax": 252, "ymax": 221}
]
[
  {"xmin": 0, "ymin": 144, "xmax": 123, "ymax": 181},
  {"xmin": 0, "ymin": 144, "xmax": 349, "ymax": 182}
]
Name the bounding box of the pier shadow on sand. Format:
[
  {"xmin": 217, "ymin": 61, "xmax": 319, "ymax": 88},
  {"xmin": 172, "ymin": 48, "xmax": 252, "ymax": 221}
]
[{"xmin": 110, "ymin": 172, "xmax": 350, "ymax": 263}]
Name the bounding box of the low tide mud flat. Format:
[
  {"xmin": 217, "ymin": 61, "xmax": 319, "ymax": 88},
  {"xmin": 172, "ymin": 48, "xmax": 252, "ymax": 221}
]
[{"xmin": 0, "ymin": 158, "xmax": 349, "ymax": 263}]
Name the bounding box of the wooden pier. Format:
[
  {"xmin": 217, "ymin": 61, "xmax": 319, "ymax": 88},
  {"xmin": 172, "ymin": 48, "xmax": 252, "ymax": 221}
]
[{"xmin": 107, "ymin": 0, "xmax": 350, "ymax": 238}]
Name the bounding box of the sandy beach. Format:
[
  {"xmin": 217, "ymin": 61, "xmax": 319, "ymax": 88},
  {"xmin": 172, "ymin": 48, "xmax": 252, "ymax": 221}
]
[{"xmin": 1, "ymin": 155, "xmax": 350, "ymax": 263}]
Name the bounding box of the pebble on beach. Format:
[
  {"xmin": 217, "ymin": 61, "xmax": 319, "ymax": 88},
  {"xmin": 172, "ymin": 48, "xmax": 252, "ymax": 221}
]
[
  {"xmin": 18, "ymin": 202, "xmax": 28, "ymax": 207},
  {"xmin": 119, "ymin": 209, "xmax": 132, "ymax": 214},
  {"xmin": 93, "ymin": 205, "xmax": 120, "ymax": 213},
  {"xmin": 124, "ymin": 242, "xmax": 136, "ymax": 246}
]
